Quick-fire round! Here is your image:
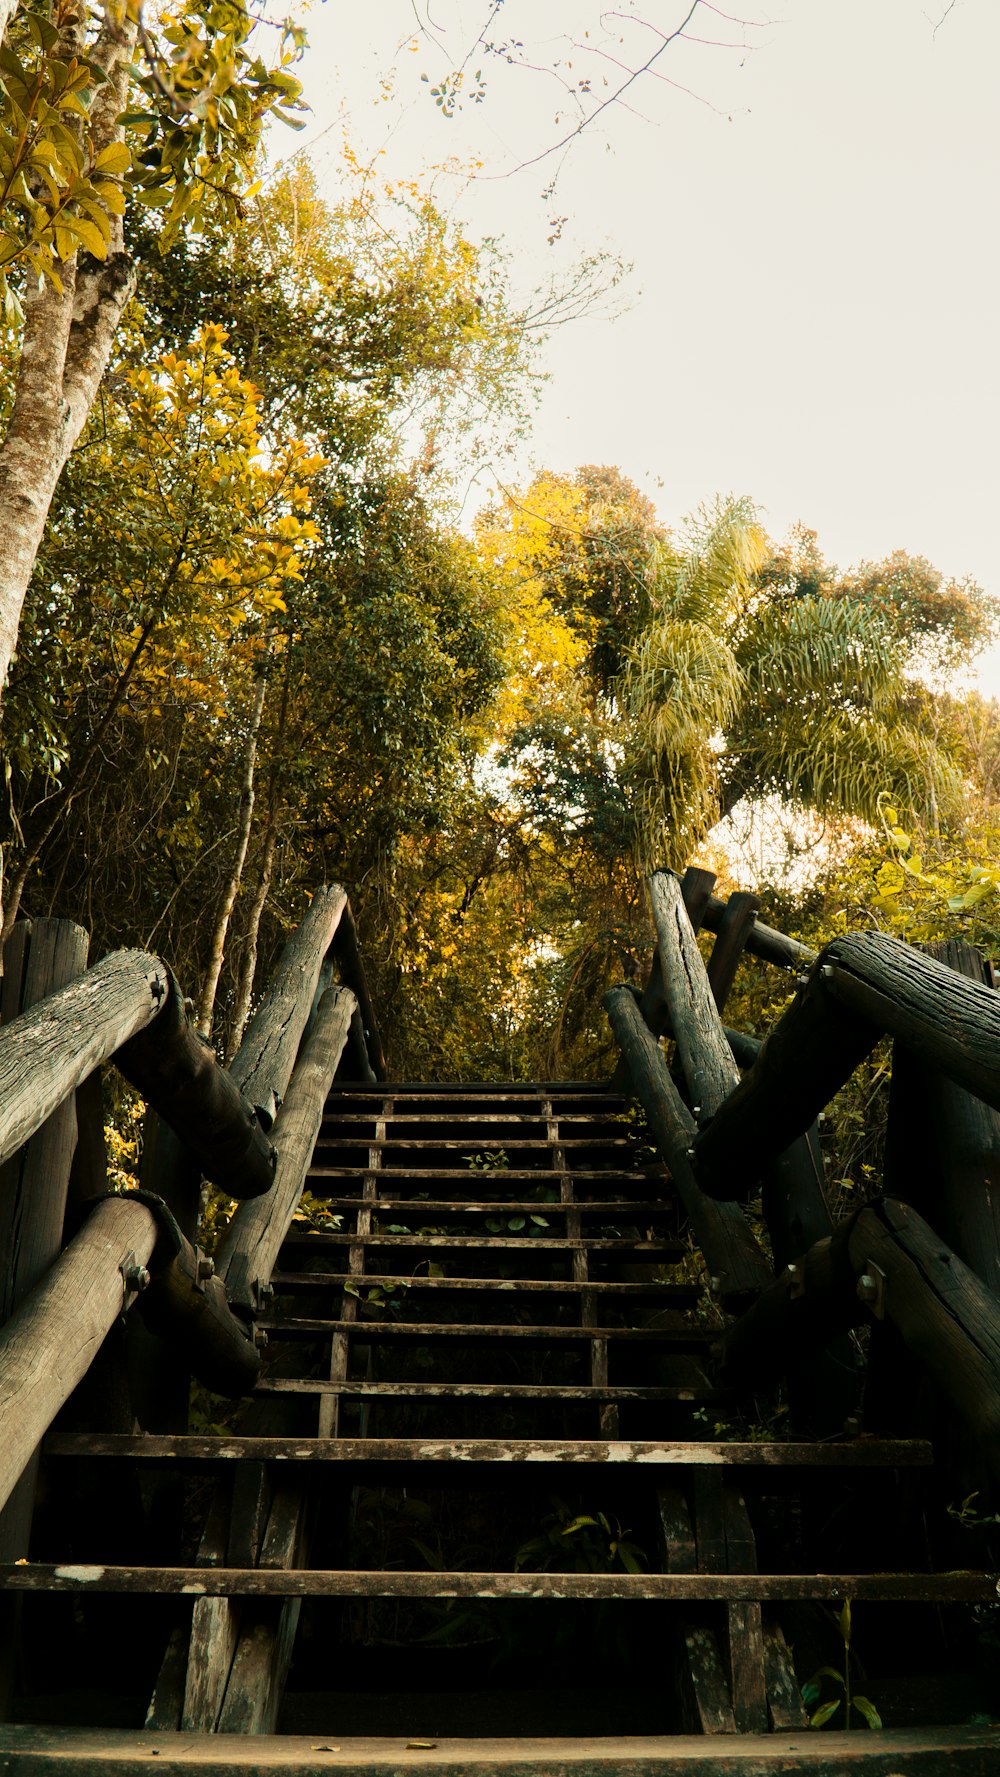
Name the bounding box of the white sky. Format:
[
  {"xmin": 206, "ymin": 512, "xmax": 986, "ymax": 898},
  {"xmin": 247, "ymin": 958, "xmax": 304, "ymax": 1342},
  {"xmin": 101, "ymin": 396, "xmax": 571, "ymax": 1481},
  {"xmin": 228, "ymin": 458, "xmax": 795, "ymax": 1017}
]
[{"xmin": 289, "ymin": 0, "xmax": 1000, "ymax": 685}]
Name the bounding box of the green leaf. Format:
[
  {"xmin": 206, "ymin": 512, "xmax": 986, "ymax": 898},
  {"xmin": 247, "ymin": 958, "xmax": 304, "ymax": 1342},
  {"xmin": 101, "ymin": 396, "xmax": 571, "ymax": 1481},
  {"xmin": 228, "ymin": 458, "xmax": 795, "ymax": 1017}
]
[
  {"xmin": 852, "ymin": 1696, "xmax": 883, "ymax": 1730},
  {"xmin": 93, "ymin": 141, "xmax": 131, "ymax": 177},
  {"xmin": 809, "ymin": 1700, "xmax": 842, "ymax": 1728}
]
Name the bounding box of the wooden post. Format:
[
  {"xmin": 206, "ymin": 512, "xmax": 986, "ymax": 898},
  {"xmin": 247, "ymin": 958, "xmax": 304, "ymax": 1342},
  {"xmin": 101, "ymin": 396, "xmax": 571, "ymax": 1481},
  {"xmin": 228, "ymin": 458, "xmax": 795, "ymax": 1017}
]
[
  {"xmin": 648, "ymin": 871, "xmax": 740, "ymax": 1121},
  {"xmin": 705, "ymin": 890, "xmax": 760, "ymax": 1017},
  {"xmin": 0, "ymin": 1194, "xmax": 158, "ymax": 1515},
  {"xmin": 603, "ymin": 984, "xmax": 770, "ymax": 1305},
  {"xmin": 115, "ymin": 969, "xmax": 276, "ymax": 1201},
  {"xmin": 332, "ymin": 902, "xmax": 386, "ymax": 1081},
  {"xmin": 229, "ymin": 885, "xmax": 348, "ymax": 1124},
  {"xmin": 217, "ymin": 985, "xmax": 357, "ymax": 1313},
  {"xmin": 612, "ymin": 866, "xmax": 717, "ymax": 1092}
]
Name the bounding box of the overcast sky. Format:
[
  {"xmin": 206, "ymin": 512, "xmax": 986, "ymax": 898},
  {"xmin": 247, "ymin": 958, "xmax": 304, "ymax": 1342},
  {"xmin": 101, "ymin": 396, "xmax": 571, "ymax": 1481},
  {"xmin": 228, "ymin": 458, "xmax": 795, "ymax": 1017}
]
[{"xmin": 290, "ymin": 1, "xmax": 1000, "ymax": 686}]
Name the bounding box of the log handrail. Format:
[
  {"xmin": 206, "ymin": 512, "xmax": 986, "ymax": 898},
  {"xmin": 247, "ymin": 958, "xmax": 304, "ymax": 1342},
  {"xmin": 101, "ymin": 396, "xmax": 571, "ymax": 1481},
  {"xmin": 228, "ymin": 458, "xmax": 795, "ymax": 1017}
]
[
  {"xmin": 217, "ymin": 984, "xmax": 358, "ymax": 1313},
  {"xmin": 603, "ymin": 982, "xmax": 771, "ymax": 1307},
  {"xmin": 0, "ymin": 884, "xmax": 384, "ymax": 1520}
]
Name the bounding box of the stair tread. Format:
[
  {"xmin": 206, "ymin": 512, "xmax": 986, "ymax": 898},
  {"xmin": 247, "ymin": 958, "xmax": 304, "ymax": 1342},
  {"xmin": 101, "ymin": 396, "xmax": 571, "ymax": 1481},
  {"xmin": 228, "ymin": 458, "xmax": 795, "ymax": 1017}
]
[
  {"xmin": 7, "ymin": 1723, "xmax": 995, "ymax": 1769},
  {"xmin": 44, "ymin": 1434, "xmax": 935, "ymax": 1466},
  {"xmin": 3, "ymin": 1563, "xmax": 992, "ymax": 1602}
]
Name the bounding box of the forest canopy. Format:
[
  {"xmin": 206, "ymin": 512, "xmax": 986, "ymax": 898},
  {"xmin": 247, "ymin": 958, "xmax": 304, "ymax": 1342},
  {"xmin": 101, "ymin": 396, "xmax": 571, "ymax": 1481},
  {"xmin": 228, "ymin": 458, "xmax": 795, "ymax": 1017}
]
[{"xmin": 0, "ymin": 7, "xmax": 997, "ymax": 1084}]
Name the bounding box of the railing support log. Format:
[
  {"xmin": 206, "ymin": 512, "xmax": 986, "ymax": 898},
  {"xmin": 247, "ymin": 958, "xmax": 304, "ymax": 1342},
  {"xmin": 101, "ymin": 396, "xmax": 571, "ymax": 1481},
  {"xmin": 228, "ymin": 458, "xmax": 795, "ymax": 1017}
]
[
  {"xmin": 697, "ymin": 932, "xmax": 1000, "ymax": 1200},
  {"xmin": 229, "ymin": 885, "xmax": 348, "ymax": 1127},
  {"xmin": 612, "ymin": 867, "xmax": 717, "ymax": 1093},
  {"xmin": 0, "ymin": 1194, "xmax": 158, "ymax": 1516},
  {"xmin": 693, "ymin": 965, "xmax": 883, "ymax": 1202},
  {"xmin": 885, "ymin": 941, "xmax": 1000, "ymax": 1298},
  {"xmin": 217, "ymin": 985, "xmax": 358, "ymax": 1314},
  {"xmin": 719, "ymin": 1194, "xmax": 1000, "ymax": 1483},
  {"xmin": 0, "ymin": 949, "xmax": 168, "ymax": 1171},
  {"xmin": 700, "ymin": 893, "xmax": 816, "ymax": 973},
  {"xmin": 649, "ymin": 871, "xmax": 740, "ymax": 1121},
  {"xmin": 115, "ymin": 971, "xmax": 276, "ymax": 1202},
  {"xmin": 717, "ymin": 1217, "xmax": 864, "ymax": 1396},
  {"xmin": 705, "ymin": 890, "xmax": 760, "ymax": 1016},
  {"xmin": 332, "ymin": 902, "xmax": 386, "ymax": 1081},
  {"xmin": 603, "ymin": 985, "xmax": 771, "ymax": 1306}
]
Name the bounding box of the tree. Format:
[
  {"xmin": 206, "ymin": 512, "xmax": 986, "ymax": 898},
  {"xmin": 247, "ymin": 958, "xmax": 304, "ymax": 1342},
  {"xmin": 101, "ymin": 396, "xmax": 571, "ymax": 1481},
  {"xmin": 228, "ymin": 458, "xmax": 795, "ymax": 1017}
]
[
  {"xmin": 0, "ymin": 0, "xmax": 307, "ymax": 710},
  {"xmin": 623, "ymin": 498, "xmax": 974, "ymax": 868}
]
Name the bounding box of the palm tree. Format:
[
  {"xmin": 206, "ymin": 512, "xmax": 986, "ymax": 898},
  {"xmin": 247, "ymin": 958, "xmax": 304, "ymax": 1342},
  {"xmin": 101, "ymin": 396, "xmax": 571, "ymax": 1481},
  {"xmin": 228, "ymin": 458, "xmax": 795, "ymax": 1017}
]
[{"xmin": 620, "ymin": 497, "xmax": 963, "ymax": 869}]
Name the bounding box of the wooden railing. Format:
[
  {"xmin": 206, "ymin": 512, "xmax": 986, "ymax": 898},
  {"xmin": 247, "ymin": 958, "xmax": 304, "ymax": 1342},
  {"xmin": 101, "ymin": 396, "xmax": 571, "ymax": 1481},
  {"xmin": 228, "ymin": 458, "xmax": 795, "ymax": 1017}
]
[
  {"xmin": 606, "ymin": 867, "xmax": 1000, "ymax": 1481},
  {"xmin": 0, "ymin": 884, "xmax": 382, "ymax": 1528}
]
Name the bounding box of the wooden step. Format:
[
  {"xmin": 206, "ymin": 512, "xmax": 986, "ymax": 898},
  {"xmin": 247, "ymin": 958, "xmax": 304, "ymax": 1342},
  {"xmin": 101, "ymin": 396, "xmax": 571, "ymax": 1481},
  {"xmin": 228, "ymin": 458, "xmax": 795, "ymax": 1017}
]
[
  {"xmin": 269, "ymin": 1274, "xmax": 699, "ymax": 1299},
  {"xmin": 44, "ymin": 1435, "xmax": 936, "ymax": 1467},
  {"xmin": 3, "ymin": 1564, "xmax": 993, "ymax": 1603},
  {"xmin": 2, "ymin": 1724, "xmax": 997, "ymax": 1773}
]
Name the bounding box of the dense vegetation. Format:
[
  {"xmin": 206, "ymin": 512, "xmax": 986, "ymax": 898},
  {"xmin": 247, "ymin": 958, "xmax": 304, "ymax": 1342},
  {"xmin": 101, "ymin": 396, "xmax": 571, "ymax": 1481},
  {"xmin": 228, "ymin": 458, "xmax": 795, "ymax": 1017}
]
[{"xmin": 0, "ymin": 12, "xmax": 998, "ymax": 1094}]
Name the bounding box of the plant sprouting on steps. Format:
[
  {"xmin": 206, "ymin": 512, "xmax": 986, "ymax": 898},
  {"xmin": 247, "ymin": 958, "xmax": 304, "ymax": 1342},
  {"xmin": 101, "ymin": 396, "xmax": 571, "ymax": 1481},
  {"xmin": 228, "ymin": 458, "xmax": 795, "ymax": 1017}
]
[
  {"xmin": 803, "ymin": 1599, "xmax": 882, "ymax": 1730},
  {"xmin": 515, "ymin": 1496, "xmax": 647, "ymax": 1576}
]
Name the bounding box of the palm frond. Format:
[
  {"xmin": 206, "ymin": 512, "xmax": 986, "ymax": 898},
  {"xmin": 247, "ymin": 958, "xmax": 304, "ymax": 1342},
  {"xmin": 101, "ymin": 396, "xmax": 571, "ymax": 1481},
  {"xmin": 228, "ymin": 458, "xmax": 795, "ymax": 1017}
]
[
  {"xmin": 650, "ymin": 495, "xmax": 767, "ymax": 627},
  {"xmin": 737, "ymin": 596, "xmax": 904, "ymax": 713}
]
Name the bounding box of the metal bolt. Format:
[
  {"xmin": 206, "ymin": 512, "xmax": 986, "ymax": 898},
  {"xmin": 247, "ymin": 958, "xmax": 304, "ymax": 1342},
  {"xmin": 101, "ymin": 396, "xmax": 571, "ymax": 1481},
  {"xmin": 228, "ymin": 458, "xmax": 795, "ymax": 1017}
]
[
  {"xmin": 709, "ymin": 1275, "xmax": 722, "ymax": 1300},
  {"xmin": 257, "ymin": 1280, "xmax": 275, "ymax": 1305},
  {"xmin": 857, "ymin": 1272, "xmax": 878, "ymax": 1303},
  {"xmin": 820, "ymin": 963, "xmax": 835, "ymax": 980},
  {"xmin": 123, "ymin": 1263, "xmax": 150, "ymax": 1293},
  {"xmin": 197, "ymin": 1255, "xmax": 215, "ymax": 1282},
  {"xmin": 253, "ymin": 1326, "xmax": 269, "ymax": 1351}
]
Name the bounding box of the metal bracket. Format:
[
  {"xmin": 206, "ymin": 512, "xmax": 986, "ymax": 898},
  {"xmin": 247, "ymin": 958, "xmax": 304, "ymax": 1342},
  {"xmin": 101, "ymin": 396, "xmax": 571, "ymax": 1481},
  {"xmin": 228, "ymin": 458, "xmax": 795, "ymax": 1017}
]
[
  {"xmin": 120, "ymin": 1250, "xmax": 151, "ymax": 1299},
  {"xmin": 856, "ymin": 1261, "xmax": 887, "ymax": 1320}
]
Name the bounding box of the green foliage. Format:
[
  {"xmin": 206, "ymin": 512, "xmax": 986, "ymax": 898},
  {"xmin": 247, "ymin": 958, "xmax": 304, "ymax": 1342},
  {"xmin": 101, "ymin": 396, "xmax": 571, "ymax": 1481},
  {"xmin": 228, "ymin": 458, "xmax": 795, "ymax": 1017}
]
[
  {"xmin": 515, "ymin": 1495, "xmax": 647, "ymax": 1576},
  {"xmin": 0, "ymin": 0, "xmax": 307, "ymax": 320}
]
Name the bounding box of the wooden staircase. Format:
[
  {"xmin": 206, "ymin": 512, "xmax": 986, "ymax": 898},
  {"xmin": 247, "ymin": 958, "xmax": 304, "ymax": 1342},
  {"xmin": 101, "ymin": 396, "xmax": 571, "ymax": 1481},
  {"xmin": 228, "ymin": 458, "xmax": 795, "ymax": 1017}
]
[{"xmin": 4, "ymin": 1078, "xmax": 997, "ymax": 1771}]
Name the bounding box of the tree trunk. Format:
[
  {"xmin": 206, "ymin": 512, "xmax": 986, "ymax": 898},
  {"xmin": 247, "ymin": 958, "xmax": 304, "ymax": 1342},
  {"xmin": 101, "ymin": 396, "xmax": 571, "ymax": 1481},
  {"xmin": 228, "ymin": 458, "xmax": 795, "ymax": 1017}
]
[
  {"xmin": 225, "ymin": 816, "xmax": 278, "ymax": 1066},
  {"xmin": 197, "ymin": 651, "xmax": 271, "ymax": 1039},
  {"xmin": 0, "ymin": 12, "xmax": 138, "ymax": 707}
]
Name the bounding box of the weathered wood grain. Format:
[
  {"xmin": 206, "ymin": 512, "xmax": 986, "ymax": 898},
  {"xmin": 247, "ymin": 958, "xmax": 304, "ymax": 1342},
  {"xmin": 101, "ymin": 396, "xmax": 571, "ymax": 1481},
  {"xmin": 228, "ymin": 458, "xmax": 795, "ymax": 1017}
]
[
  {"xmin": 603, "ymin": 984, "xmax": 771, "ymax": 1304},
  {"xmin": 217, "ymin": 985, "xmax": 357, "ymax": 1312},
  {"xmin": 228, "ymin": 885, "xmax": 347, "ymax": 1125},
  {"xmin": 0, "ymin": 949, "xmax": 166, "ymax": 1169},
  {"xmin": 0, "ymin": 1193, "xmax": 157, "ymax": 1514},
  {"xmin": 648, "ymin": 872, "xmax": 739, "ymax": 1120}
]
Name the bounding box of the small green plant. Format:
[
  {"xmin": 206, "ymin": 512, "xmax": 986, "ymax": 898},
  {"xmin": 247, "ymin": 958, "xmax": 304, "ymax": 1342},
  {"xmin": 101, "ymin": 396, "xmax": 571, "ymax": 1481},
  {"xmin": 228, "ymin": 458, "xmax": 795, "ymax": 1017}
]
[
  {"xmin": 464, "ymin": 1149, "xmax": 510, "ymax": 1171},
  {"xmin": 515, "ymin": 1496, "xmax": 646, "ymax": 1575},
  {"xmin": 803, "ymin": 1600, "xmax": 882, "ymax": 1730},
  {"xmin": 947, "ymin": 1491, "xmax": 1000, "ymax": 1530},
  {"xmin": 485, "ymin": 1213, "xmax": 550, "ymax": 1235},
  {"xmin": 343, "ymin": 1279, "xmax": 408, "ymax": 1318},
  {"xmin": 291, "ymin": 1192, "xmax": 343, "ymax": 1231}
]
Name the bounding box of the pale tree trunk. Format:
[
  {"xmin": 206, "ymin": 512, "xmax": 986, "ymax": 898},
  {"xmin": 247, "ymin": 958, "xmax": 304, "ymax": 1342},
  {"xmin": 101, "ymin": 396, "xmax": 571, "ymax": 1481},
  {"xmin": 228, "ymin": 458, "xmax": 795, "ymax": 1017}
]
[
  {"xmin": 224, "ymin": 813, "xmax": 278, "ymax": 1065},
  {"xmin": 197, "ymin": 649, "xmax": 272, "ymax": 1039},
  {"xmin": 0, "ymin": 8, "xmax": 138, "ymax": 703}
]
